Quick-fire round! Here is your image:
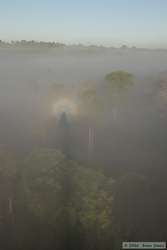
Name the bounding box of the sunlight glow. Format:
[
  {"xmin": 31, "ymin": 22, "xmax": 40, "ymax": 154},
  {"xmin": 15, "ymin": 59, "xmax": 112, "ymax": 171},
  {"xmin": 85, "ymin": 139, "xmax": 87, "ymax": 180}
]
[{"xmin": 51, "ymin": 98, "xmax": 78, "ymax": 117}]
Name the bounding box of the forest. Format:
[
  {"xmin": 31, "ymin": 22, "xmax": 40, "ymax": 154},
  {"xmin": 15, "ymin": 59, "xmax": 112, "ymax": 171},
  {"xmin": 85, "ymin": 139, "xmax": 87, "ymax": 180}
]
[{"xmin": 0, "ymin": 46, "xmax": 167, "ymax": 249}]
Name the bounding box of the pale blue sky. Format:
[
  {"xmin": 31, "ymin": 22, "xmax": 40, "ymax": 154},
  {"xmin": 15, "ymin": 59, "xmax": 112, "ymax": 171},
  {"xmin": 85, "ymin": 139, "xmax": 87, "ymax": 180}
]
[{"xmin": 0, "ymin": 0, "xmax": 167, "ymax": 48}]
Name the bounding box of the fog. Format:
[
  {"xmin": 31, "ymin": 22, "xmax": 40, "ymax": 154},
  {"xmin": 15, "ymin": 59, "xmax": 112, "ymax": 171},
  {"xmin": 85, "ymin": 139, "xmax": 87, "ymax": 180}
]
[
  {"xmin": 0, "ymin": 47, "xmax": 167, "ymax": 169},
  {"xmin": 1, "ymin": 46, "xmax": 167, "ymax": 249}
]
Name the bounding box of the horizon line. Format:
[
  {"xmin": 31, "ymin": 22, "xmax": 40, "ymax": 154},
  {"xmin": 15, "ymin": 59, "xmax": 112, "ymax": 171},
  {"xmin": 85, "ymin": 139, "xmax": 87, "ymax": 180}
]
[{"xmin": 0, "ymin": 39, "xmax": 167, "ymax": 50}]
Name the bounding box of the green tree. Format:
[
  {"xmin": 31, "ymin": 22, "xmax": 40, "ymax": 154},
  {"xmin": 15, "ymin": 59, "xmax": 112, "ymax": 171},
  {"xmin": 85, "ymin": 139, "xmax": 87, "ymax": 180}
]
[
  {"xmin": 111, "ymin": 173, "xmax": 155, "ymax": 249},
  {"xmin": 105, "ymin": 71, "xmax": 134, "ymax": 90},
  {"xmin": 23, "ymin": 148, "xmax": 113, "ymax": 250}
]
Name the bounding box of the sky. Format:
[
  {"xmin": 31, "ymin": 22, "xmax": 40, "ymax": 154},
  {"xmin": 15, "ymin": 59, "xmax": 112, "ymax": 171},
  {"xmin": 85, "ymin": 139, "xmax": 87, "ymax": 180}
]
[{"xmin": 0, "ymin": 0, "xmax": 167, "ymax": 48}]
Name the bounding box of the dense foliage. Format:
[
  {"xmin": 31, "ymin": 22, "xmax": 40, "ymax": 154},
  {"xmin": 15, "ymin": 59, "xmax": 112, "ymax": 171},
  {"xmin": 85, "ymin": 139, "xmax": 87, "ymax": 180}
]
[{"xmin": 0, "ymin": 146, "xmax": 166, "ymax": 250}]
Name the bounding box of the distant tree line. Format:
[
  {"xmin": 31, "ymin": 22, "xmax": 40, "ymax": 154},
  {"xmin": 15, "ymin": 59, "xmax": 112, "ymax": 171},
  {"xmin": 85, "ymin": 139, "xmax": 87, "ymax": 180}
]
[
  {"xmin": 0, "ymin": 39, "xmax": 139, "ymax": 50},
  {"xmin": 0, "ymin": 40, "xmax": 65, "ymax": 48}
]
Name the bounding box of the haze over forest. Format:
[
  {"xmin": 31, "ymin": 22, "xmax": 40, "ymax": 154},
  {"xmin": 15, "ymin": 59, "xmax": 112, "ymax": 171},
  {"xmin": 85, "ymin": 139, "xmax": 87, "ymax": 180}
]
[{"xmin": 0, "ymin": 41, "xmax": 167, "ymax": 249}]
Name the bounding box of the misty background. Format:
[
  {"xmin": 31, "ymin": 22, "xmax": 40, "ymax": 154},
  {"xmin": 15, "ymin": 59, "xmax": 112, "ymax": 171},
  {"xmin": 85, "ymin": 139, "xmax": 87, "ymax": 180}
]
[{"xmin": 0, "ymin": 46, "xmax": 167, "ymax": 169}]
